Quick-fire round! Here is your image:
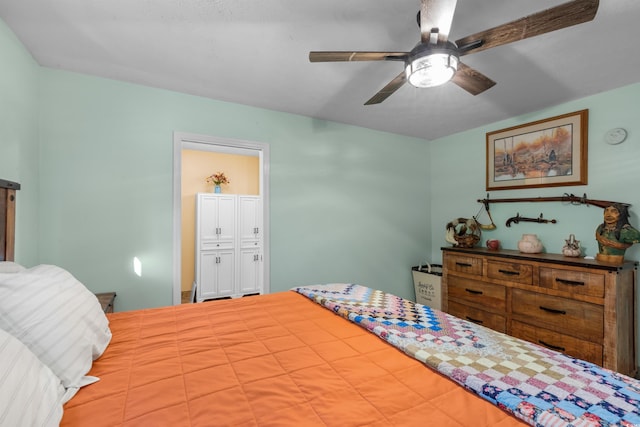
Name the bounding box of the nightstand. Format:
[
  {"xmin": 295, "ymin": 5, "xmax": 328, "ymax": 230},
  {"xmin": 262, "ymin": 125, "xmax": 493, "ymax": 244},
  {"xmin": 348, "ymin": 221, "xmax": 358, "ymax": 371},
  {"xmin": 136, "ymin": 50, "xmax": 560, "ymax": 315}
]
[{"xmin": 95, "ymin": 292, "xmax": 116, "ymax": 313}]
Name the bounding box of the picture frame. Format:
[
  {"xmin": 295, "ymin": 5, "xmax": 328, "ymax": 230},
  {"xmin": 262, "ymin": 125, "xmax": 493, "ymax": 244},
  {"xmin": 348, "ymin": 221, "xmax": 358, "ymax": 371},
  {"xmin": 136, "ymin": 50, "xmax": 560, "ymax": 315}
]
[{"xmin": 486, "ymin": 109, "xmax": 588, "ymax": 191}]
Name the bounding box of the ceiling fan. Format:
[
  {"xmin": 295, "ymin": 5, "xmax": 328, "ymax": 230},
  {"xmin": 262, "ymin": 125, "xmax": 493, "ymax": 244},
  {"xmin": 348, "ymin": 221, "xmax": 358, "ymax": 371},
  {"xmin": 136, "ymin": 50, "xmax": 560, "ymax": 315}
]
[{"xmin": 309, "ymin": 0, "xmax": 599, "ymax": 105}]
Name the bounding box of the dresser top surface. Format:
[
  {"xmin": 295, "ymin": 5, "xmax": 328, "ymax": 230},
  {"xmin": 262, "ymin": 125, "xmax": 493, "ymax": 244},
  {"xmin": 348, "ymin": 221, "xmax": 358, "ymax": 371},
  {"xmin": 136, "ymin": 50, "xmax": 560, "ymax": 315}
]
[{"xmin": 441, "ymin": 246, "xmax": 638, "ymax": 272}]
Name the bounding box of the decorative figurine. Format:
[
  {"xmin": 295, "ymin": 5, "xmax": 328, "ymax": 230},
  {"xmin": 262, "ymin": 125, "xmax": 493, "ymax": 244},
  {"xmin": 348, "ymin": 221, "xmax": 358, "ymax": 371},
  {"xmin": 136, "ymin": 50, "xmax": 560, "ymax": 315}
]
[
  {"xmin": 562, "ymin": 234, "xmax": 581, "ymax": 257},
  {"xmin": 595, "ymin": 203, "xmax": 640, "ymax": 264}
]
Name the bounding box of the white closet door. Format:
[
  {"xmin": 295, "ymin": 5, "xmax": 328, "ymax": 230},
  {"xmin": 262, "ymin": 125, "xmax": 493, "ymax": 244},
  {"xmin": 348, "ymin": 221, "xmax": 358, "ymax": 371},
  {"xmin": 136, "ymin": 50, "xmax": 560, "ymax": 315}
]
[
  {"xmin": 198, "ymin": 196, "xmax": 219, "ymax": 242},
  {"xmin": 238, "ymin": 247, "xmax": 261, "ymax": 294},
  {"xmin": 216, "ymin": 249, "xmax": 236, "ymax": 296},
  {"xmin": 198, "ymin": 251, "xmax": 218, "ymax": 300},
  {"xmin": 238, "ymin": 196, "xmax": 261, "ymax": 242},
  {"xmin": 217, "ymin": 196, "xmax": 236, "ymax": 242}
]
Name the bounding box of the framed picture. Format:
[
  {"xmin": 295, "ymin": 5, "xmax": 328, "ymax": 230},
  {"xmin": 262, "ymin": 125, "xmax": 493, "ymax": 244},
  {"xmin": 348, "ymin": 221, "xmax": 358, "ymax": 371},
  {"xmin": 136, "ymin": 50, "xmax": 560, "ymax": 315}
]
[{"xmin": 486, "ymin": 109, "xmax": 588, "ymax": 191}]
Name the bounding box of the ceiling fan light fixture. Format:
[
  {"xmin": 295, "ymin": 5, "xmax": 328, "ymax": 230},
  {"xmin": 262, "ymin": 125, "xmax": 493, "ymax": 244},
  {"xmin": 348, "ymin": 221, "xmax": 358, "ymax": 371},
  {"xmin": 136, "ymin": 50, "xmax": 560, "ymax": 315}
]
[{"xmin": 405, "ymin": 51, "xmax": 458, "ymax": 88}]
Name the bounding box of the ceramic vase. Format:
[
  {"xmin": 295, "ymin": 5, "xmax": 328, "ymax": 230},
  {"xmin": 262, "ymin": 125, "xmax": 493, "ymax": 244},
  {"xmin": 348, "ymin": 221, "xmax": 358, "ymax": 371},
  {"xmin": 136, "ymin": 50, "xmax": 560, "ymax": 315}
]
[
  {"xmin": 486, "ymin": 239, "xmax": 500, "ymax": 250},
  {"xmin": 562, "ymin": 234, "xmax": 581, "ymax": 257},
  {"xmin": 518, "ymin": 234, "xmax": 543, "ymax": 254},
  {"xmin": 214, "ymin": 185, "xmax": 221, "ymax": 193}
]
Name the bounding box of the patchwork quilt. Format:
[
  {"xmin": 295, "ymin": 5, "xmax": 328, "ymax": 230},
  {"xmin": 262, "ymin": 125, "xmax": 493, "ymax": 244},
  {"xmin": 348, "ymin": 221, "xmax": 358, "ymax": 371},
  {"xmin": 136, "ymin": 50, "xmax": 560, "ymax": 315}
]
[{"xmin": 294, "ymin": 284, "xmax": 640, "ymax": 427}]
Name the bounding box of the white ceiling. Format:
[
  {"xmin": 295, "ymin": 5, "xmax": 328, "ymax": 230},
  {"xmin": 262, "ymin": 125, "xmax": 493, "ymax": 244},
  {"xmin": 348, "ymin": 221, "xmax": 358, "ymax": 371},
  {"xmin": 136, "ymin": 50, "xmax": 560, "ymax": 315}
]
[{"xmin": 1, "ymin": 0, "xmax": 638, "ymax": 141}]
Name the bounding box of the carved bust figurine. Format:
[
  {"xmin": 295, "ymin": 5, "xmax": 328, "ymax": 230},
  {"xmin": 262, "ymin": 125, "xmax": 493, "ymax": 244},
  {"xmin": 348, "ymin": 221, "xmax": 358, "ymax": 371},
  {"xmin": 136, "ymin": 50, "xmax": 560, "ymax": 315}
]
[{"xmin": 595, "ymin": 203, "xmax": 640, "ymax": 264}]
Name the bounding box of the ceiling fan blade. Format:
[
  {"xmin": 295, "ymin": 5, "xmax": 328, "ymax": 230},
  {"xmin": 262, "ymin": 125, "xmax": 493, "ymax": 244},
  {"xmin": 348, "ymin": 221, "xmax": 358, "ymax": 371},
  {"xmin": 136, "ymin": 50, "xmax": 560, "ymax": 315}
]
[
  {"xmin": 451, "ymin": 63, "xmax": 496, "ymax": 95},
  {"xmin": 364, "ymin": 72, "xmax": 407, "ymax": 105},
  {"xmin": 309, "ymin": 51, "xmax": 407, "ymax": 62},
  {"xmin": 420, "ymin": 0, "xmax": 458, "ymax": 44},
  {"xmin": 455, "ymin": 0, "xmax": 599, "ymax": 56}
]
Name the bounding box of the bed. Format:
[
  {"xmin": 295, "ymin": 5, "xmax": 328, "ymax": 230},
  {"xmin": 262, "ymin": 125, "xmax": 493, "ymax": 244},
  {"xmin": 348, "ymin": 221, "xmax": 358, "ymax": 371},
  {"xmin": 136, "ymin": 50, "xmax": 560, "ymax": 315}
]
[
  {"xmin": 61, "ymin": 287, "xmax": 530, "ymax": 427},
  {"xmin": 1, "ymin": 183, "xmax": 639, "ymax": 426}
]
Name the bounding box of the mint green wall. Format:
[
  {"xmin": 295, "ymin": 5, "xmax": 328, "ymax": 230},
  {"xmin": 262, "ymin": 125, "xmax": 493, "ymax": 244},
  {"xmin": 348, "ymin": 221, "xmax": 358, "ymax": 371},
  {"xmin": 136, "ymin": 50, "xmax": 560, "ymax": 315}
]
[
  {"xmin": 430, "ymin": 83, "xmax": 640, "ymax": 263},
  {"xmin": 0, "ymin": 18, "xmax": 39, "ymax": 265},
  {"xmin": 2, "ymin": 13, "xmax": 639, "ymax": 344},
  {"xmin": 37, "ymin": 68, "xmax": 431, "ymax": 311}
]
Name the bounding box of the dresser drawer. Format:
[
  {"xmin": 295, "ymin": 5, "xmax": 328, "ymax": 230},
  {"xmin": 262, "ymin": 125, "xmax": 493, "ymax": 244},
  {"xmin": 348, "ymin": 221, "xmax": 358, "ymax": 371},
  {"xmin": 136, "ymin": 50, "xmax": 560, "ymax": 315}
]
[
  {"xmin": 445, "ymin": 255, "xmax": 483, "ymax": 276},
  {"xmin": 448, "ymin": 276, "xmax": 506, "ymax": 310},
  {"xmin": 539, "ymin": 267, "xmax": 605, "ymax": 298},
  {"xmin": 448, "ymin": 301, "xmax": 506, "ymax": 332},
  {"xmin": 487, "ymin": 260, "xmax": 533, "ymax": 285},
  {"xmin": 512, "ymin": 289, "xmax": 603, "ymax": 341},
  {"xmin": 511, "ymin": 320, "xmax": 603, "ymax": 365}
]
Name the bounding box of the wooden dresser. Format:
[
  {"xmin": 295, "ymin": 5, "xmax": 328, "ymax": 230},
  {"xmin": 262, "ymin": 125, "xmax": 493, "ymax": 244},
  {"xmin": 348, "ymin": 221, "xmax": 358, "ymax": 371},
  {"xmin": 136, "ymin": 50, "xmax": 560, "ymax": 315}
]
[{"xmin": 442, "ymin": 246, "xmax": 637, "ymax": 377}]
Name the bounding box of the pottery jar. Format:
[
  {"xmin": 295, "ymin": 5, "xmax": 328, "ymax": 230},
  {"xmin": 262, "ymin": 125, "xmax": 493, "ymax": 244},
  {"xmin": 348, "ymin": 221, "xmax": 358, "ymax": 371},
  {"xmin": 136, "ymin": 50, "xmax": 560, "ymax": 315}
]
[
  {"xmin": 486, "ymin": 239, "xmax": 500, "ymax": 250},
  {"xmin": 518, "ymin": 234, "xmax": 543, "ymax": 254},
  {"xmin": 562, "ymin": 234, "xmax": 581, "ymax": 257}
]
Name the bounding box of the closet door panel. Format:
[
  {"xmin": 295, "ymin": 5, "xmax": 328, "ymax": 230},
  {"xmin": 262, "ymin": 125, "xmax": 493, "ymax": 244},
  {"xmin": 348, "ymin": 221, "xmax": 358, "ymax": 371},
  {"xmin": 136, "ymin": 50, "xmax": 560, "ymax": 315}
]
[
  {"xmin": 217, "ymin": 196, "xmax": 236, "ymax": 242},
  {"xmin": 238, "ymin": 196, "xmax": 261, "ymax": 242},
  {"xmin": 198, "ymin": 251, "xmax": 218, "ymax": 300},
  {"xmin": 217, "ymin": 250, "xmax": 236, "ymax": 296},
  {"xmin": 198, "ymin": 196, "xmax": 219, "ymax": 242},
  {"xmin": 239, "ymin": 248, "xmax": 260, "ymax": 294}
]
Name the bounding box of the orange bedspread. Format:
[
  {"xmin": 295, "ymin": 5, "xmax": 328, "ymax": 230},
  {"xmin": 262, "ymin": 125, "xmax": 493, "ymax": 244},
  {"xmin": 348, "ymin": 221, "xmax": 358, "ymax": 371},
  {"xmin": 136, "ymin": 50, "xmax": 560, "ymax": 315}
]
[{"xmin": 62, "ymin": 291, "xmax": 526, "ymax": 426}]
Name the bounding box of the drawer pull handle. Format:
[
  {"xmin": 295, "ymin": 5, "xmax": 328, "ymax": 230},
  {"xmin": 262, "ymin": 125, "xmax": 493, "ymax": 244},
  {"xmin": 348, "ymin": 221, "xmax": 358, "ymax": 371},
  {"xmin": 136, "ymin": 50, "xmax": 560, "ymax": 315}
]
[
  {"xmin": 538, "ymin": 340, "xmax": 565, "ymax": 352},
  {"xmin": 465, "ymin": 288, "xmax": 483, "ymax": 295},
  {"xmin": 539, "ymin": 306, "xmax": 566, "ymax": 315},
  {"xmin": 555, "ymin": 278, "xmax": 585, "ymax": 287},
  {"xmin": 456, "ymin": 262, "xmax": 472, "ymax": 267},
  {"xmin": 466, "ymin": 316, "xmax": 483, "ymax": 325},
  {"xmin": 498, "ymin": 269, "xmax": 520, "ymax": 276}
]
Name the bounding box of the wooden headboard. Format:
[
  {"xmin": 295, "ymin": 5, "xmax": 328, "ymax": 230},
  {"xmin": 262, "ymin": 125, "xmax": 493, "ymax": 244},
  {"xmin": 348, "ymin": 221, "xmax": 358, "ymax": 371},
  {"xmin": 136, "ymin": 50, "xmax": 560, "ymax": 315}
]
[{"xmin": 0, "ymin": 179, "xmax": 20, "ymax": 262}]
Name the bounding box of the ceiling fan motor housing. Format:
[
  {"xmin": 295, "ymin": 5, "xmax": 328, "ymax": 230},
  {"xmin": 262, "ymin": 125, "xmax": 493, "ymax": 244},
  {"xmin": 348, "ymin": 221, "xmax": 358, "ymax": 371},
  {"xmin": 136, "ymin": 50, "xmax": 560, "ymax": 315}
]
[{"xmin": 405, "ymin": 41, "xmax": 459, "ymax": 88}]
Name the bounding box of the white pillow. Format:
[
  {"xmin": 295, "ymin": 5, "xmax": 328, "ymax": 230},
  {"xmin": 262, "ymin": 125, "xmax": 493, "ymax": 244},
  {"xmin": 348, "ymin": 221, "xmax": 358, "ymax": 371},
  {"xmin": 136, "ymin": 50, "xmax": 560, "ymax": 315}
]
[
  {"xmin": 0, "ymin": 261, "xmax": 26, "ymax": 273},
  {"xmin": 0, "ymin": 328, "xmax": 69, "ymax": 427},
  {"xmin": 0, "ymin": 264, "xmax": 112, "ymax": 390}
]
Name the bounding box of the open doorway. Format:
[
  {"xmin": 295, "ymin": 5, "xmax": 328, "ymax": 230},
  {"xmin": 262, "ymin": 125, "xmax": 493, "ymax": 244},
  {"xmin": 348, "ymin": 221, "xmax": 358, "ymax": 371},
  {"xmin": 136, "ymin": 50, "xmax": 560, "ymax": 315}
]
[{"xmin": 172, "ymin": 132, "xmax": 270, "ymax": 305}]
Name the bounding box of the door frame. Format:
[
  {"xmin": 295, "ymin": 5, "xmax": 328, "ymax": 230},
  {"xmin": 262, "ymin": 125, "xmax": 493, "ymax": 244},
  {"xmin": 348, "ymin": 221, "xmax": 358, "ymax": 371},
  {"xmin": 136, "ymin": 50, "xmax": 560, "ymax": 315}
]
[{"xmin": 172, "ymin": 131, "xmax": 270, "ymax": 305}]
